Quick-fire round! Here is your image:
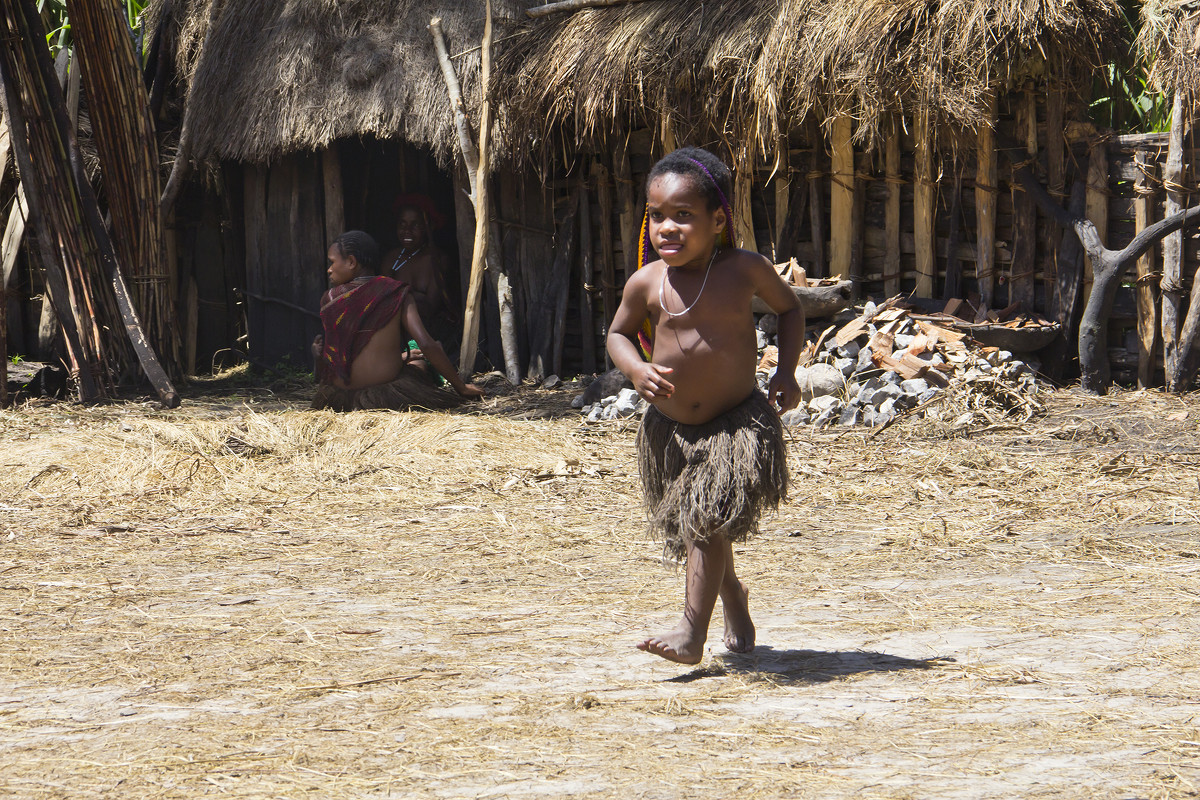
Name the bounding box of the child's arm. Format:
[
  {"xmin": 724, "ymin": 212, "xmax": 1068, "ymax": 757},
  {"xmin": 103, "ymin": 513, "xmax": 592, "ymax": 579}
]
[
  {"xmin": 606, "ymin": 269, "xmax": 675, "ymax": 401},
  {"xmin": 748, "ymin": 256, "xmax": 805, "ymax": 413}
]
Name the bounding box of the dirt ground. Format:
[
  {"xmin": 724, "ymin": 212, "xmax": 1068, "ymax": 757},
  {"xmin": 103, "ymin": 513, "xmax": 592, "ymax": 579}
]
[{"xmin": 1, "ymin": 376, "xmax": 1199, "ymax": 799}]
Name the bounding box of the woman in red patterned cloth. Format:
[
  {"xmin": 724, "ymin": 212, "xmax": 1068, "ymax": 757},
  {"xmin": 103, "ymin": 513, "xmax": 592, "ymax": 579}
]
[{"xmin": 311, "ymin": 231, "xmax": 483, "ymax": 412}]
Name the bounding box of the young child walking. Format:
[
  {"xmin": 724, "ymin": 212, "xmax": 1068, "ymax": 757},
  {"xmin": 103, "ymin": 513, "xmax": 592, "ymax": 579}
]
[{"xmin": 606, "ymin": 147, "xmax": 804, "ymax": 665}]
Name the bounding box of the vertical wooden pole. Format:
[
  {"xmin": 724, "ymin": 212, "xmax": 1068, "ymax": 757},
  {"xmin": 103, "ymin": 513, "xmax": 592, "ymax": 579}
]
[
  {"xmin": 577, "ymin": 176, "xmax": 597, "ymax": 373},
  {"xmin": 244, "ymin": 164, "xmax": 268, "ymax": 362},
  {"xmin": 321, "ymin": 147, "xmax": 344, "ymax": 248},
  {"xmin": 1044, "ymin": 82, "xmax": 1065, "ymax": 319},
  {"xmin": 807, "ymin": 123, "xmax": 826, "ymax": 277},
  {"xmin": 613, "ymin": 140, "xmax": 638, "ymax": 285},
  {"xmin": 734, "ymin": 150, "xmax": 757, "ymax": 254},
  {"xmin": 943, "ymin": 169, "xmax": 963, "ymax": 300},
  {"xmin": 773, "ymin": 134, "xmax": 789, "ymax": 262},
  {"xmin": 1010, "ymin": 89, "xmax": 1037, "ymax": 312},
  {"xmin": 830, "ymin": 115, "xmax": 854, "ymax": 281},
  {"xmin": 1083, "ymin": 139, "xmax": 1108, "ymax": 309},
  {"xmin": 1162, "ymin": 89, "xmax": 1185, "ymax": 385},
  {"xmin": 976, "ymin": 96, "xmax": 997, "ymax": 313},
  {"xmin": 591, "ymin": 159, "xmax": 617, "ymax": 336},
  {"xmin": 1134, "ymin": 149, "xmax": 1159, "ymax": 388},
  {"xmin": 884, "ymin": 125, "xmax": 901, "ymax": 298},
  {"xmin": 459, "ymin": 0, "xmax": 493, "ymax": 376},
  {"xmin": 660, "ymin": 109, "xmax": 677, "ymax": 153},
  {"xmin": 914, "ymin": 106, "xmax": 935, "ymax": 298}
]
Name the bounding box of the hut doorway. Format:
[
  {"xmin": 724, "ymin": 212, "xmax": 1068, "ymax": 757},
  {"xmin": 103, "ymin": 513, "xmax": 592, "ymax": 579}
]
[{"xmin": 337, "ymin": 137, "xmax": 463, "ymax": 317}]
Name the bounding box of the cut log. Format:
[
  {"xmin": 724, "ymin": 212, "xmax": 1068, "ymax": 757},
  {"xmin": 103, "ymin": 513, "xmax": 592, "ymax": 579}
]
[{"xmin": 751, "ymin": 279, "xmax": 853, "ymax": 318}]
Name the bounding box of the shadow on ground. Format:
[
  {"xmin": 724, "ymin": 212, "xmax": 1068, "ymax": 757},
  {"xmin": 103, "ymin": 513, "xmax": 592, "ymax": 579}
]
[{"xmin": 666, "ymin": 646, "xmax": 955, "ymax": 685}]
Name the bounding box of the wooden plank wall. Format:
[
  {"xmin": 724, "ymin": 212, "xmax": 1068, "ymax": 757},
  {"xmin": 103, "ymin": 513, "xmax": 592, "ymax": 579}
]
[{"xmin": 539, "ymin": 93, "xmax": 1198, "ymax": 388}]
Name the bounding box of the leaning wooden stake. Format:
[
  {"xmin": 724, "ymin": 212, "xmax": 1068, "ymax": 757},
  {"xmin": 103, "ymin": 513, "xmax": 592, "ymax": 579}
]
[
  {"xmin": 430, "ymin": 9, "xmax": 517, "ymax": 383},
  {"xmin": 457, "ymin": 0, "xmax": 492, "ymax": 377}
]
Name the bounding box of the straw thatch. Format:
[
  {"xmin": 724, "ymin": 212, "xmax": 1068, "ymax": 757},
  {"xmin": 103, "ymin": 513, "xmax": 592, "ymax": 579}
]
[
  {"xmin": 1138, "ymin": 0, "xmax": 1200, "ymax": 105},
  {"xmin": 497, "ymin": 0, "xmax": 1126, "ymax": 157},
  {"xmin": 2, "ymin": 384, "xmax": 1200, "ymax": 797},
  {"xmin": 147, "ymin": 0, "xmax": 525, "ymax": 165}
]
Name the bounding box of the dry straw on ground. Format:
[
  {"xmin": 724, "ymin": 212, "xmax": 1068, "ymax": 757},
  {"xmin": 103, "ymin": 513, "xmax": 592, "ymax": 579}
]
[{"xmin": 1, "ymin": 382, "xmax": 1199, "ymax": 798}]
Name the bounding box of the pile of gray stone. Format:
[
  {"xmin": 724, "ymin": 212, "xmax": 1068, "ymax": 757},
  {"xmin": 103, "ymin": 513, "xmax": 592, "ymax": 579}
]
[{"xmin": 572, "ymin": 301, "xmax": 1042, "ymax": 428}]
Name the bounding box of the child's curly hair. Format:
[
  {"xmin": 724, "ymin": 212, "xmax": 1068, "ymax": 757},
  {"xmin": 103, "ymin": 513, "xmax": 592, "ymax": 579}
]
[
  {"xmin": 331, "ymin": 230, "xmax": 380, "ymax": 274},
  {"xmin": 646, "ymin": 146, "xmax": 733, "ymax": 213}
]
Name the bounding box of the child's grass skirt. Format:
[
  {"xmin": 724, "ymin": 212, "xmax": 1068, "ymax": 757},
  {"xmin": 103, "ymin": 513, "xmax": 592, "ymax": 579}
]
[
  {"xmin": 637, "ymin": 390, "xmax": 787, "ymax": 561},
  {"xmin": 312, "ymin": 368, "xmax": 463, "ymax": 412}
]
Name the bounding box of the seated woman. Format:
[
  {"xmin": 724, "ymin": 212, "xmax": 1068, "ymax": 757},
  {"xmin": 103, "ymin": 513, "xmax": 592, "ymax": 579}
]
[
  {"xmin": 380, "ymin": 196, "xmax": 457, "ymax": 348},
  {"xmin": 311, "ymin": 231, "xmax": 483, "ymax": 412}
]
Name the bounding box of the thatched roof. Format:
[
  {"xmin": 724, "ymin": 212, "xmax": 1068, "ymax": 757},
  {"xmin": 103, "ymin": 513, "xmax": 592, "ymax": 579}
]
[
  {"xmin": 149, "ymin": 0, "xmax": 524, "ymax": 165},
  {"xmin": 152, "ymin": 0, "xmax": 1127, "ymax": 167},
  {"xmin": 1138, "ymin": 0, "xmax": 1200, "ymax": 104},
  {"xmin": 496, "ymin": 0, "xmax": 1126, "ymax": 156}
]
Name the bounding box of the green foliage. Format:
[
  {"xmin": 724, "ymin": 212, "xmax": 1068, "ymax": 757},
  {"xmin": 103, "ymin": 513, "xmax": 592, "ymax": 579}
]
[
  {"xmin": 1091, "ymin": 64, "xmax": 1174, "ymax": 134},
  {"xmin": 38, "ymin": 0, "xmax": 148, "ymax": 62}
]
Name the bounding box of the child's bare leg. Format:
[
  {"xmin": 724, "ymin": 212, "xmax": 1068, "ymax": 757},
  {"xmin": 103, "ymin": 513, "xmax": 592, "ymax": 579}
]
[
  {"xmin": 718, "ymin": 539, "xmax": 754, "ymax": 653},
  {"xmin": 638, "ymin": 534, "xmax": 724, "ymax": 664}
]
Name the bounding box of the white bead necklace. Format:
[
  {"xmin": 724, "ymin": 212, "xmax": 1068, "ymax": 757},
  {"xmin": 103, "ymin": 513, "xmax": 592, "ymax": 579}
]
[
  {"xmin": 389, "ymin": 246, "xmax": 424, "ymax": 276},
  {"xmin": 659, "ymin": 247, "xmax": 717, "ymax": 318}
]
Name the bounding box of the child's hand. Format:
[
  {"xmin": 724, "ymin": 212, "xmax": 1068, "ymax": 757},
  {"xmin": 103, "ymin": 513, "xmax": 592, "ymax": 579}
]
[
  {"xmin": 767, "ymin": 371, "xmax": 801, "ymax": 414},
  {"xmin": 632, "ymin": 363, "xmax": 675, "ymax": 401}
]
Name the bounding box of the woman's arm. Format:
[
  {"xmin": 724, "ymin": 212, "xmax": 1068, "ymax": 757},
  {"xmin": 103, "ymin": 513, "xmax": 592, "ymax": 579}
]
[{"xmin": 401, "ymin": 296, "xmax": 484, "ymax": 398}]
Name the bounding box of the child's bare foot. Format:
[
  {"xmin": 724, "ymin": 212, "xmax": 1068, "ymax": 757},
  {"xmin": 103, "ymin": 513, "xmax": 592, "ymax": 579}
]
[
  {"xmin": 722, "ymin": 581, "xmax": 755, "ymax": 653},
  {"xmin": 637, "ymin": 622, "xmax": 706, "ymax": 664}
]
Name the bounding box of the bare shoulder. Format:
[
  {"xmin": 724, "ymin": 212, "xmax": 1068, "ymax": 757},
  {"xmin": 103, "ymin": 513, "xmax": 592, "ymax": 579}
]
[
  {"xmin": 622, "ymin": 260, "xmax": 661, "ymax": 298},
  {"xmin": 718, "ymin": 247, "xmax": 777, "ymax": 286}
]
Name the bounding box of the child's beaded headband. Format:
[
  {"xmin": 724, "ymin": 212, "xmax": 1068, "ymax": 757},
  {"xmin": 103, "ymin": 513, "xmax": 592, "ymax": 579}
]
[{"xmin": 636, "ymin": 156, "xmax": 735, "ymax": 356}]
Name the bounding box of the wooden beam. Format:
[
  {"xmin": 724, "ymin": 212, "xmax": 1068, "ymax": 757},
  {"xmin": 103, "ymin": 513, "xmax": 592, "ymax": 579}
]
[
  {"xmin": 1083, "ymin": 138, "xmax": 1108, "ymax": 308},
  {"xmin": 577, "ymin": 177, "xmax": 597, "ymax": 373},
  {"xmin": 660, "ymin": 109, "xmax": 677, "ymax": 153},
  {"xmin": 1010, "ymin": 89, "xmax": 1037, "ymax": 312},
  {"xmin": 884, "ymin": 125, "xmax": 901, "ymax": 298},
  {"xmin": 942, "ymin": 169, "xmax": 962, "ymax": 300},
  {"xmin": 807, "ymin": 122, "xmax": 826, "ymax": 277},
  {"xmin": 734, "ymin": 149, "xmax": 757, "ymax": 254},
  {"xmin": 1162, "ymin": 89, "xmax": 1185, "ymax": 382},
  {"xmin": 614, "ymin": 139, "xmax": 638, "ymax": 283},
  {"xmin": 1134, "ymin": 148, "xmax": 1159, "ymax": 389},
  {"xmin": 976, "ymin": 96, "xmax": 997, "ymax": 313},
  {"xmin": 772, "ymin": 137, "xmax": 789, "ymax": 263},
  {"xmin": 914, "ymin": 107, "xmax": 935, "ymax": 297},
  {"xmin": 830, "ymin": 115, "xmax": 853, "ymax": 280},
  {"xmin": 591, "ymin": 159, "xmax": 617, "ymax": 337},
  {"xmin": 1044, "ymin": 82, "xmax": 1065, "ymax": 319},
  {"xmin": 321, "ymin": 147, "xmax": 344, "ymax": 248}
]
